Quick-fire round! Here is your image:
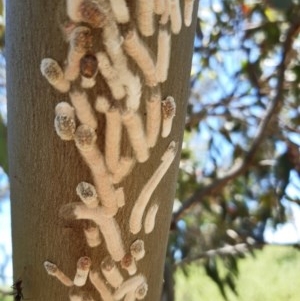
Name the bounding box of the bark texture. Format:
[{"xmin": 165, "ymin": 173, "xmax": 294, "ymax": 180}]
[{"xmin": 7, "ymin": 1, "xmax": 197, "ymax": 301}]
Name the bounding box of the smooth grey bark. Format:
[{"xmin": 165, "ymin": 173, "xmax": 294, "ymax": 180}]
[{"xmin": 7, "ymin": 1, "xmax": 197, "ymax": 301}]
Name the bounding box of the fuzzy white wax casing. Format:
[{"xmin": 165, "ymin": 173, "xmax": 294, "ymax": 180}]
[
  {"xmin": 65, "ymin": 26, "xmax": 92, "ymax": 81},
  {"xmin": 123, "ymin": 29, "xmax": 157, "ymax": 87},
  {"xmin": 146, "ymin": 87, "xmax": 162, "ymax": 148},
  {"xmin": 74, "ymin": 125, "xmax": 118, "ymax": 211},
  {"xmin": 184, "ymin": 0, "xmax": 195, "ymax": 27},
  {"xmin": 170, "ymin": 0, "xmax": 182, "ymax": 34},
  {"xmin": 122, "ymin": 110, "xmax": 150, "ymax": 163},
  {"xmin": 70, "ymin": 91, "xmax": 98, "ymax": 130},
  {"xmin": 161, "ymin": 96, "xmax": 176, "ymax": 138},
  {"xmin": 66, "ymin": 0, "xmax": 83, "ymax": 23},
  {"xmin": 73, "ymin": 256, "xmax": 92, "ymax": 287},
  {"xmin": 44, "ymin": 261, "xmax": 73, "ymax": 287},
  {"xmin": 144, "ymin": 203, "xmax": 159, "ymax": 234},
  {"xmin": 130, "ymin": 240, "xmax": 145, "ymax": 261},
  {"xmin": 54, "ymin": 102, "xmax": 76, "ymax": 141},
  {"xmin": 129, "ymin": 141, "xmax": 178, "ymax": 234},
  {"xmin": 136, "ymin": 0, "xmax": 155, "ymax": 37},
  {"xmin": 156, "ymin": 25, "xmax": 171, "ymax": 83},
  {"xmin": 108, "ymin": 0, "xmax": 130, "ymax": 23},
  {"xmin": 40, "ymin": 58, "xmax": 70, "ymax": 93},
  {"xmin": 95, "ymin": 96, "xmax": 122, "ymax": 173},
  {"xmin": 96, "ymin": 52, "xmax": 126, "ymax": 100},
  {"xmin": 89, "ymin": 271, "xmax": 114, "ymax": 301},
  {"xmin": 101, "ymin": 256, "xmax": 124, "ymax": 288},
  {"xmin": 76, "ymin": 182, "xmax": 99, "ymax": 208}
]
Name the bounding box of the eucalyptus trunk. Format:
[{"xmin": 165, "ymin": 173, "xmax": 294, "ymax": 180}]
[{"xmin": 7, "ymin": 1, "xmax": 197, "ymax": 301}]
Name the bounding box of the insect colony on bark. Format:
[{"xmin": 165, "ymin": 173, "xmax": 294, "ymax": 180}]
[{"xmin": 40, "ymin": 0, "xmax": 195, "ymax": 300}]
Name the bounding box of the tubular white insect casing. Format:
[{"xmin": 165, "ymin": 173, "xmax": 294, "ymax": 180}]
[
  {"xmin": 43, "ymin": 261, "xmax": 73, "ymax": 287},
  {"xmin": 101, "ymin": 256, "xmax": 124, "ymax": 288},
  {"xmin": 123, "ymin": 29, "xmax": 157, "ymax": 87},
  {"xmin": 74, "ymin": 125, "xmax": 118, "ymax": 210},
  {"xmin": 161, "ymin": 96, "xmax": 176, "ymax": 138},
  {"xmin": 113, "ymin": 275, "xmax": 147, "ymax": 301},
  {"xmin": 122, "ymin": 110, "xmax": 150, "ymax": 163},
  {"xmin": 95, "ymin": 97, "xmax": 122, "ymax": 173},
  {"xmin": 40, "ymin": 58, "xmax": 70, "ymax": 93},
  {"xmin": 124, "ymin": 74, "xmax": 142, "ymax": 112},
  {"xmin": 65, "ymin": 26, "xmax": 92, "ymax": 81},
  {"xmin": 146, "ymin": 87, "xmax": 162, "ymax": 148},
  {"xmin": 96, "ymin": 52, "xmax": 126, "ymax": 100},
  {"xmin": 54, "ymin": 102, "xmax": 76, "ymax": 141},
  {"xmin": 98, "ymin": 216, "xmax": 126, "ymax": 261},
  {"xmin": 73, "ymin": 257, "xmax": 92, "ymax": 287},
  {"xmin": 184, "ymin": 0, "xmax": 195, "ymax": 27},
  {"xmin": 136, "ymin": 0, "xmax": 155, "ymax": 37},
  {"xmin": 154, "ymin": 0, "xmax": 165, "ymax": 15},
  {"xmin": 129, "ymin": 141, "xmax": 178, "ymax": 234},
  {"xmin": 156, "ymin": 25, "xmax": 171, "ymax": 83},
  {"xmin": 70, "ymin": 91, "xmax": 98, "ymax": 130},
  {"xmin": 144, "ymin": 203, "xmax": 159, "ymax": 234},
  {"xmin": 89, "ymin": 271, "xmax": 114, "ymax": 301},
  {"xmin": 170, "ymin": 0, "xmax": 182, "ymax": 34},
  {"xmin": 108, "ymin": 0, "xmax": 130, "ymax": 23}
]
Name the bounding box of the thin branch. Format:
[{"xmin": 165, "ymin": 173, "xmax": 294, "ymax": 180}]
[
  {"xmin": 175, "ymin": 242, "xmax": 258, "ymax": 268},
  {"xmin": 172, "ymin": 21, "xmax": 300, "ymax": 223}
]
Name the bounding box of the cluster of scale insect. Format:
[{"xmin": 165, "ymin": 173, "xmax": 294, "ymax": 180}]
[{"xmin": 40, "ymin": 1, "xmax": 195, "ymax": 301}]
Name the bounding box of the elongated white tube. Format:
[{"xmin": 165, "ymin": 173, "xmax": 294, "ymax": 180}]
[
  {"xmin": 101, "ymin": 257, "xmax": 124, "ymax": 288},
  {"xmin": 44, "ymin": 261, "xmax": 73, "ymax": 287},
  {"xmin": 170, "ymin": 0, "xmax": 182, "ymax": 34},
  {"xmin": 54, "ymin": 102, "xmax": 76, "ymax": 141},
  {"xmin": 122, "ymin": 110, "xmax": 150, "ymax": 163},
  {"xmin": 144, "ymin": 204, "xmax": 159, "ymax": 234},
  {"xmin": 70, "ymin": 91, "xmax": 98, "ymax": 129},
  {"xmin": 40, "ymin": 58, "xmax": 70, "ymax": 93},
  {"xmin": 73, "ymin": 257, "xmax": 92, "ymax": 287},
  {"xmin": 74, "ymin": 125, "xmax": 118, "ymax": 211},
  {"xmin": 184, "ymin": 0, "xmax": 195, "ymax": 27},
  {"xmin": 136, "ymin": 0, "xmax": 155, "ymax": 37},
  {"xmin": 123, "ymin": 29, "xmax": 157, "ymax": 87},
  {"xmin": 129, "ymin": 141, "xmax": 177, "ymax": 234},
  {"xmin": 146, "ymin": 87, "xmax": 162, "ymax": 148},
  {"xmin": 156, "ymin": 26, "xmax": 171, "ymax": 83}
]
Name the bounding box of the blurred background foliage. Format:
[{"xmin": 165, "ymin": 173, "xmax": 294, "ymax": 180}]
[{"xmin": 0, "ymin": 0, "xmax": 300, "ymax": 300}]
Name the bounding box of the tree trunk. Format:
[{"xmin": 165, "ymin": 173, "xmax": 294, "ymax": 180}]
[{"xmin": 6, "ymin": 1, "xmax": 197, "ymax": 301}]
